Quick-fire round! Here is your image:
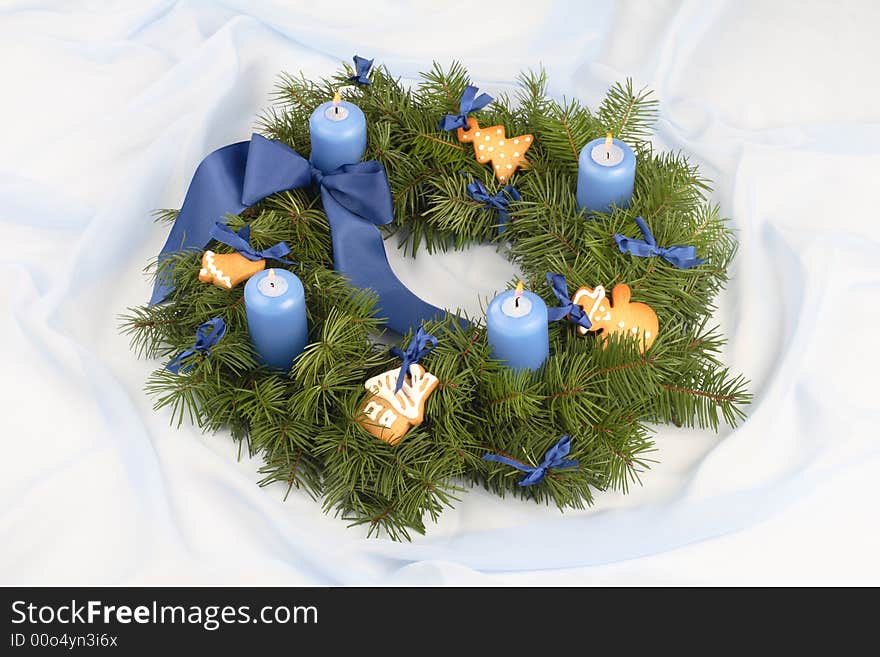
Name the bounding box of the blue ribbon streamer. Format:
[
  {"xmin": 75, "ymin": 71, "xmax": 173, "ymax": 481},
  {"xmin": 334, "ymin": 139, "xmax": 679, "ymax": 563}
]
[
  {"xmin": 347, "ymin": 55, "xmax": 373, "ymax": 85},
  {"xmin": 150, "ymin": 133, "xmax": 450, "ymax": 335},
  {"xmin": 389, "ymin": 326, "xmax": 438, "ymax": 393},
  {"xmin": 165, "ymin": 317, "xmax": 227, "ymax": 374},
  {"xmin": 466, "ymin": 179, "xmax": 520, "ymax": 234},
  {"xmin": 483, "ymin": 435, "xmax": 579, "ymax": 487},
  {"xmin": 614, "ymin": 216, "xmax": 706, "ymax": 269},
  {"xmin": 545, "ymin": 272, "xmax": 592, "ymax": 330},
  {"xmin": 209, "ymin": 222, "xmax": 292, "ymax": 263},
  {"xmin": 438, "ymin": 85, "xmax": 493, "ymax": 132}
]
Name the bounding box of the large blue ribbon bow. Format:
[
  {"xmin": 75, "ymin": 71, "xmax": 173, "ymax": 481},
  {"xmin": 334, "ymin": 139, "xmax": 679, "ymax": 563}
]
[
  {"xmin": 545, "ymin": 272, "xmax": 592, "ymax": 330},
  {"xmin": 438, "ymin": 85, "xmax": 493, "ymax": 132},
  {"xmin": 614, "ymin": 216, "xmax": 705, "ymax": 269},
  {"xmin": 209, "ymin": 222, "xmax": 292, "ymax": 263},
  {"xmin": 466, "ymin": 179, "xmax": 520, "ymax": 234},
  {"xmin": 347, "ymin": 55, "xmax": 373, "ymax": 86},
  {"xmin": 166, "ymin": 317, "xmax": 227, "ymax": 374},
  {"xmin": 150, "ymin": 133, "xmax": 449, "ymax": 335},
  {"xmin": 483, "ymin": 435, "xmax": 579, "ymax": 487},
  {"xmin": 389, "ymin": 326, "xmax": 438, "ymax": 393}
]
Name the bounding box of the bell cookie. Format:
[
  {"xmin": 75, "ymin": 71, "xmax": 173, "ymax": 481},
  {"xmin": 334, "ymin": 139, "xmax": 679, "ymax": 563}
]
[{"xmin": 199, "ymin": 250, "xmax": 266, "ymax": 289}]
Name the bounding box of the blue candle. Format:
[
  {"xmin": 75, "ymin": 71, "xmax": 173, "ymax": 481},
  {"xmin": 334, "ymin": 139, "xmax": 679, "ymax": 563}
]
[
  {"xmin": 244, "ymin": 268, "xmax": 309, "ymax": 371},
  {"xmin": 576, "ymin": 134, "xmax": 636, "ymax": 214},
  {"xmin": 309, "ymin": 94, "xmax": 367, "ymax": 174},
  {"xmin": 486, "ymin": 284, "xmax": 549, "ymax": 371}
]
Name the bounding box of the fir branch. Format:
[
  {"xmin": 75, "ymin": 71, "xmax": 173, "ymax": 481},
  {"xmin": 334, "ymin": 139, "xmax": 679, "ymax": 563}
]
[
  {"xmin": 153, "ymin": 208, "xmax": 179, "ymax": 224},
  {"xmin": 598, "ymin": 79, "xmax": 658, "ymax": 145}
]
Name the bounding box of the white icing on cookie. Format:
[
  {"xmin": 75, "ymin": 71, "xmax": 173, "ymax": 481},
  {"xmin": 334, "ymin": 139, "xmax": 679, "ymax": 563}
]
[
  {"xmin": 571, "ymin": 285, "xmax": 606, "ymax": 334},
  {"xmin": 202, "ymin": 251, "xmax": 232, "ymax": 289}
]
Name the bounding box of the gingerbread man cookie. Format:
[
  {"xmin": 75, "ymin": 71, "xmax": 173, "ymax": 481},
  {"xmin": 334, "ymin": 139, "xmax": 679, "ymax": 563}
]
[
  {"xmin": 457, "ymin": 117, "xmax": 533, "ymax": 182},
  {"xmin": 572, "ymin": 283, "xmax": 659, "ymax": 353},
  {"xmin": 358, "ymin": 363, "xmax": 439, "ymax": 446},
  {"xmin": 199, "ymin": 251, "xmax": 266, "ymax": 289}
]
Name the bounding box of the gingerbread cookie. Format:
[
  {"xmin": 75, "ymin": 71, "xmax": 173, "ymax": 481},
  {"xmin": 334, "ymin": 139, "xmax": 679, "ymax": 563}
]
[
  {"xmin": 572, "ymin": 283, "xmax": 658, "ymax": 353},
  {"xmin": 457, "ymin": 117, "xmax": 533, "ymax": 182},
  {"xmin": 199, "ymin": 250, "xmax": 266, "ymax": 289},
  {"xmin": 358, "ymin": 363, "xmax": 439, "ymax": 446}
]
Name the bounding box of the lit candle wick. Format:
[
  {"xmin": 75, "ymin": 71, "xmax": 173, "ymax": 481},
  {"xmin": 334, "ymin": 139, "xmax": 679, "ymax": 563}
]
[
  {"xmin": 605, "ymin": 131, "xmax": 613, "ymax": 159},
  {"xmin": 333, "ymin": 90, "xmax": 342, "ymax": 115},
  {"xmin": 268, "ymin": 268, "xmax": 276, "ymax": 287},
  {"xmin": 514, "ymin": 280, "xmax": 524, "ymax": 308}
]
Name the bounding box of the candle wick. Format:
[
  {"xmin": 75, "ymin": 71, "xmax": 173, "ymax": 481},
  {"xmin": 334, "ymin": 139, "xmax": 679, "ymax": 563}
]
[
  {"xmin": 515, "ymin": 297, "xmax": 520, "ymax": 308},
  {"xmin": 606, "ymin": 151, "xmax": 610, "ymax": 160},
  {"xmin": 335, "ymin": 105, "xmax": 339, "ymax": 115}
]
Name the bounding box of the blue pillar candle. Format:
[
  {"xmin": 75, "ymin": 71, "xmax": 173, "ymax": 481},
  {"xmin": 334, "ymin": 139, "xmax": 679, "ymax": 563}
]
[
  {"xmin": 576, "ymin": 134, "xmax": 636, "ymax": 214},
  {"xmin": 486, "ymin": 284, "xmax": 549, "ymax": 371},
  {"xmin": 309, "ymin": 94, "xmax": 368, "ymax": 174},
  {"xmin": 244, "ymin": 268, "xmax": 309, "ymax": 371}
]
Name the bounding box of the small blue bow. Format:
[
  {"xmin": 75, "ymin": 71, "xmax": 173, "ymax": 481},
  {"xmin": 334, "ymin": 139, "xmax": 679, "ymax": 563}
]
[
  {"xmin": 166, "ymin": 317, "xmax": 227, "ymax": 374},
  {"xmin": 347, "ymin": 55, "xmax": 373, "ymax": 86},
  {"xmin": 614, "ymin": 216, "xmax": 705, "ymax": 269},
  {"xmin": 389, "ymin": 326, "xmax": 438, "ymax": 393},
  {"xmin": 209, "ymin": 222, "xmax": 292, "ymax": 263},
  {"xmin": 466, "ymin": 179, "xmax": 521, "ymax": 234},
  {"xmin": 438, "ymin": 85, "xmax": 493, "ymax": 132},
  {"xmin": 483, "ymin": 435, "xmax": 579, "ymax": 487},
  {"xmin": 545, "ymin": 272, "xmax": 592, "ymax": 330}
]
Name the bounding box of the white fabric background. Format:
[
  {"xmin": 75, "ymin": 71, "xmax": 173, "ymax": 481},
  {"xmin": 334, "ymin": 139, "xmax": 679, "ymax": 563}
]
[{"xmin": 2, "ymin": 0, "xmax": 879, "ymax": 585}]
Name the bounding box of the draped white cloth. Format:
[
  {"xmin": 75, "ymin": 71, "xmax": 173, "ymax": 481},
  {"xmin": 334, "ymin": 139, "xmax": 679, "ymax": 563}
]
[{"xmin": 2, "ymin": 0, "xmax": 878, "ymax": 585}]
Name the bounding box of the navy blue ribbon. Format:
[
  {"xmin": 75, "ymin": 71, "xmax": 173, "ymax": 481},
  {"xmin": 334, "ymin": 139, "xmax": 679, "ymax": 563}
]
[
  {"xmin": 209, "ymin": 222, "xmax": 292, "ymax": 263},
  {"xmin": 482, "ymin": 435, "xmax": 578, "ymax": 487},
  {"xmin": 614, "ymin": 216, "xmax": 705, "ymax": 269},
  {"xmin": 150, "ymin": 133, "xmax": 449, "ymax": 335},
  {"xmin": 438, "ymin": 85, "xmax": 493, "ymax": 132},
  {"xmin": 389, "ymin": 326, "xmax": 438, "ymax": 393},
  {"xmin": 466, "ymin": 179, "xmax": 520, "ymax": 234},
  {"xmin": 166, "ymin": 317, "xmax": 226, "ymax": 374},
  {"xmin": 545, "ymin": 272, "xmax": 592, "ymax": 330},
  {"xmin": 347, "ymin": 55, "xmax": 373, "ymax": 86}
]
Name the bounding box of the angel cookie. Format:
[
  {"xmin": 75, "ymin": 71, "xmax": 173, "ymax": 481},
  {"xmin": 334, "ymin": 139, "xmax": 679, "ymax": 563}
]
[{"xmin": 572, "ymin": 283, "xmax": 658, "ymax": 353}]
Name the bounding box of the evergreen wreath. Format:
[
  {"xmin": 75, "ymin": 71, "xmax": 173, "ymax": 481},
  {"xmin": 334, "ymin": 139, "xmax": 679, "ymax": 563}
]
[{"xmin": 121, "ymin": 59, "xmax": 750, "ymax": 540}]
